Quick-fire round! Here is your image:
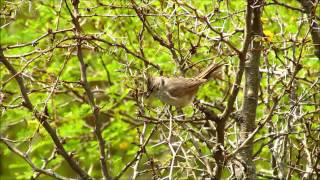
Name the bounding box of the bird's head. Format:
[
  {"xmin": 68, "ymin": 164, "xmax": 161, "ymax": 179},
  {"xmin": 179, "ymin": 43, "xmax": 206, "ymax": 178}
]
[{"xmin": 146, "ymin": 76, "xmax": 162, "ymax": 98}]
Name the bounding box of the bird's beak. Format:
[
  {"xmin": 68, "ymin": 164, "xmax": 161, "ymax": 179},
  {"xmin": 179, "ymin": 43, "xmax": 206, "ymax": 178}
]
[{"xmin": 145, "ymin": 91, "xmax": 151, "ymax": 98}]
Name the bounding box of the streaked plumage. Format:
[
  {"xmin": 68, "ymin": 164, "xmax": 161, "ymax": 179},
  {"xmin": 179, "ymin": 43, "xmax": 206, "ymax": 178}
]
[{"xmin": 147, "ymin": 63, "xmax": 224, "ymax": 107}]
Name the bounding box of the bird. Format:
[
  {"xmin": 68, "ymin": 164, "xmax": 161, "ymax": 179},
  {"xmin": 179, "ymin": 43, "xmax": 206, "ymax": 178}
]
[{"xmin": 146, "ymin": 62, "xmax": 225, "ymax": 107}]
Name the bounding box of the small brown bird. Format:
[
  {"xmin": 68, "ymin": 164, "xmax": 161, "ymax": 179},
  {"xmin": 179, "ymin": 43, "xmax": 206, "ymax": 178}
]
[{"xmin": 146, "ymin": 62, "xmax": 225, "ymax": 107}]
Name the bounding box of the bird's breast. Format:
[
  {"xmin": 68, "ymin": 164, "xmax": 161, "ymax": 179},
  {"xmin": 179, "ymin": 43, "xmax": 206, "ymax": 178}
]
[{"xmin": 157, "ymin": 90, "xmax": 195, "ymax": 107}]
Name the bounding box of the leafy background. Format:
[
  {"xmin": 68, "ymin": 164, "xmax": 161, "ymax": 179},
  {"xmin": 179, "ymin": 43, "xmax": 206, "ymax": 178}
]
[{"xmin": 0, "ymin": 0, "xmax": 319, "ymax": 179}]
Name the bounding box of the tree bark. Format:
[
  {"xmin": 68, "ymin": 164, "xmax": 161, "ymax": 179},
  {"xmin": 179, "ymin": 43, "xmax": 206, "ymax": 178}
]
[
  {"xmin": 298, "ymin": 0, "xmax": 320, "ymax": 59},
  {"xmin": 237, "ymin": 0, "xmax": 263, "ymax": 179}
]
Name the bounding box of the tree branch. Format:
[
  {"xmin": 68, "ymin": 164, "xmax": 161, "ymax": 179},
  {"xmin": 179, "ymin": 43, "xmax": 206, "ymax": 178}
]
[
  {"xmin": 65, "ymin": 0, "xmax": 110, "ymax": 179},
  {"xmin": 0, "ymin": 47, "xmax": 91, "ymax": 180}
]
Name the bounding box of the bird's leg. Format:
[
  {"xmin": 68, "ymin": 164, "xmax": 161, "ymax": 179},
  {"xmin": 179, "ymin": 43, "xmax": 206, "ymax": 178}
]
[
  {"xmin": 193, "ymin": 99, "xmax": 200, "ymax": 109},
  {"xmin": 191, "ymin": 100, "xmax": 199, "ymax": 117},
  {"xmin": 176, "ymin": 108, "xmax": 184, "ymax": 120},
  {"xmin": 165, "ymin": 105, "xmax": 173, "ymax": 119}
]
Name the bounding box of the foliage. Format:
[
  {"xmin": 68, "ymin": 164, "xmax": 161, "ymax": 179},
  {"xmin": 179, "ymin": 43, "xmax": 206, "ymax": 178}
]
[{"xmin": 0, "ymin": 0, "xmax": 319, "ymax": 179}]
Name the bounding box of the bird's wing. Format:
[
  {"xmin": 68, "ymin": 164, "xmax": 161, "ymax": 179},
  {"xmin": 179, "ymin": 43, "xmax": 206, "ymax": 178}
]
[{"xmin": 164, "ymin": 78, "xmax": 206, "ymax": 97}]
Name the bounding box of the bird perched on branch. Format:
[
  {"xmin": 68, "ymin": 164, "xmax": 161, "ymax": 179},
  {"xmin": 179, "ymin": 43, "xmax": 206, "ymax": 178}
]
[{"xmin": 146, "ymin": 62, "xmax": 225, "ymax": 107}]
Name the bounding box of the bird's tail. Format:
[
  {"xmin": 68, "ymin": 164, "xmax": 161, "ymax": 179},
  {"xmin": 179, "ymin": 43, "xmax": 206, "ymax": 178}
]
[{"xmin": 196, "ymin": 61, "xmax": 225, "ymax": 79}]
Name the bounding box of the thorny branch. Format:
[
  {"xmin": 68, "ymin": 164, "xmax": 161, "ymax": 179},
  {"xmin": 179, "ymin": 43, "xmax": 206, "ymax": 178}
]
[{"xmin": 1, "ymin": 1, "xmax": 319, "ymax": 179}]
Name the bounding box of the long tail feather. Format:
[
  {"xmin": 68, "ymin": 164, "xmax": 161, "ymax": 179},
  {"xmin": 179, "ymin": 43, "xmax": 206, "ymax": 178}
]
[{"xmin": 196, "ymin": 62, "xmax": 225, "ymax": 79}]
